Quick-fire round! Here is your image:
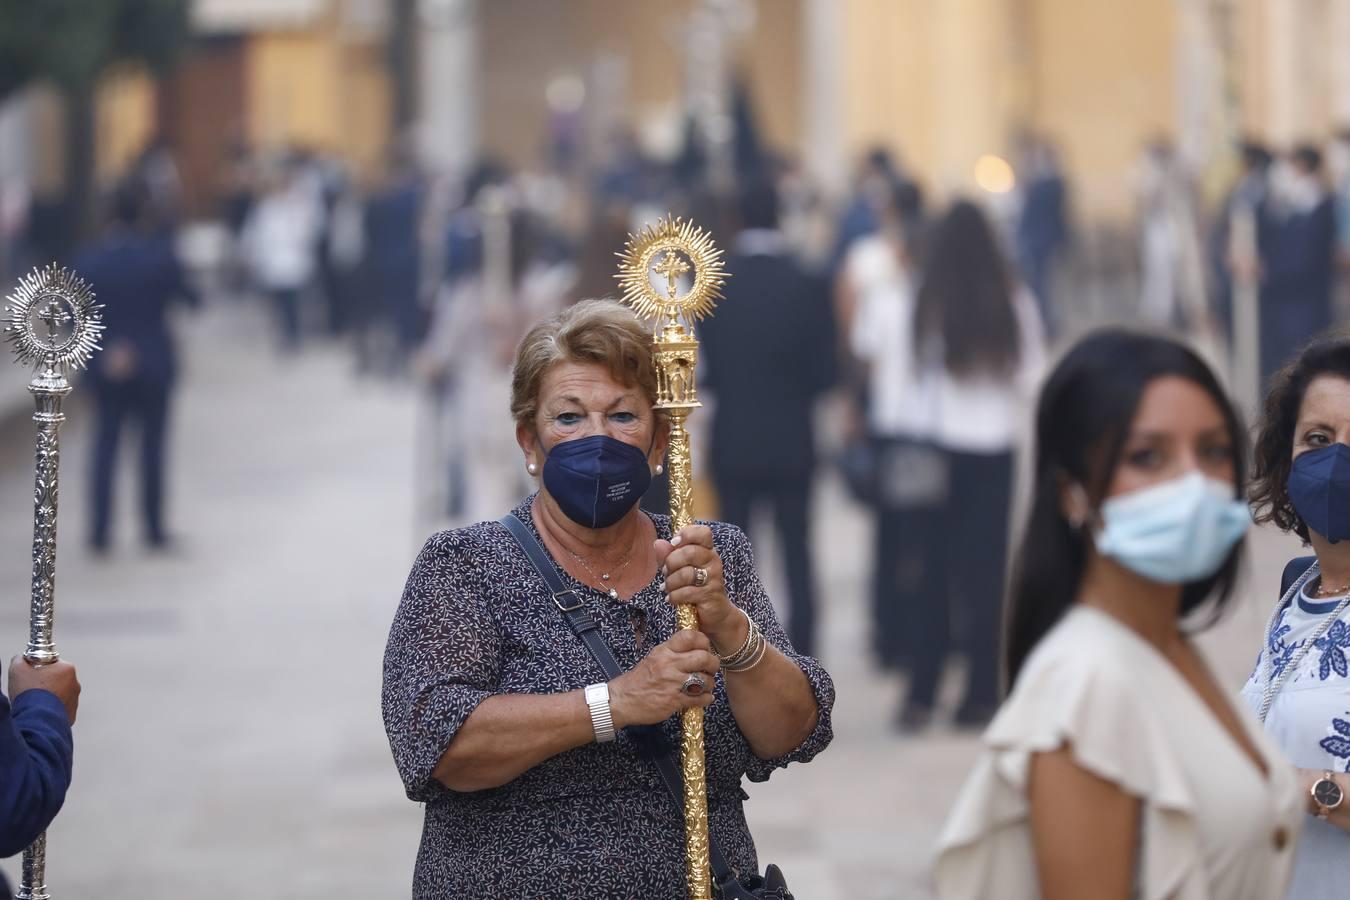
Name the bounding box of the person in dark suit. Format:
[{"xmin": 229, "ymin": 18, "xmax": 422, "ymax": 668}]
[
  {"xmin": 700, "ymin": 180, "xmax": 837, "ymax": 656},
  {"xmin": 74, "ymin": 183, "xmax": 197, "ymax": 552},
  {"xmin": 1015, "ymin": 136, "xmax": 1068, "ymax": 337},
  {"xmin": 1259, "ymin": 145, "xmax": 1338, "ymax": 382},
  {"xmin": 0, "ymin": 655, "xmax": 79, "ymax": 897}
]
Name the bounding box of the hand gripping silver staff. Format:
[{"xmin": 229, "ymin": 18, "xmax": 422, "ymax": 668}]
[{"xmin": 3, "ymin": 264, "xmax": 102, "ymax": 900}]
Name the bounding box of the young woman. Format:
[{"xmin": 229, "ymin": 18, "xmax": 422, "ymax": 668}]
[
  {"xmin": 936, "ymin": 330, "xmax": 1300, "ymax": 900},
  {"xmin": 898, "ymin": 199, "xmax": 1045, "ymax": 729}
]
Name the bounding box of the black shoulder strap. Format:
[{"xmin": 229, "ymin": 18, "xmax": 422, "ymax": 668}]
[
  {"xmin": 1281, "ymin": 556, "xmax": 1318, "ymax": 598},
  {"xmin": 498, "ymin": 514, "xmax": 742, "ymax": 889}
]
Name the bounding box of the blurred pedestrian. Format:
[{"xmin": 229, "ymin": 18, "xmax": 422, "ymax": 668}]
[
  {"xmin": 365, "ymin": 146, "xmax": 426, "ymax": 364},
  {"xmin": 75, "ymin": 183, "xmax": 198, "ymax": 553},
  {"xmin": 242, "ymin": 156, "xmax": 321, "ymax": 351},
  {"xmin": 898, "ymin": 200, "xmax": 1045, "ymax": 731},
  {"xmin": 1259, "ymin": 145, "xmax": 1338, "ymax": 381},
  {"xmin": 936, "ymin": 331, "xmax": 1298, "ymax": 900},
  {"xmin": 1212, "ymin": 140, "xmax": 1272, "ymax": 343},
  {"xmin": 1014, "ymin": 135, "xmax": 1068, "ymax": 337},
  {"xmin": 700, "ymin": 179, "xmax": 836, "ymax": 657},
  {"xmin": 1247, "ymin": 334, "xmax": 1350, "ymax": 896},
  {"xmin": 1135, "ymin": 139, "xmax": 1208, "ymax": 332},
  {"xmin": 827, "ymin": 147, "xmax": 917, "ymax": 275},
  {"xmin": 0, "ymin": 654, "xmax": 80, "ymax": 897},
  {"xmin": 845, "ymin": 183, "xmax": 927, "ymax": 671}
]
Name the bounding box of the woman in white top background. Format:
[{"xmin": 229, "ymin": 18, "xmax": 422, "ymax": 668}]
[
  {"xmin": 845, "ymin": 181, "xmax": 929, "ymax": 676},
  {"xmin": 896, "ymin": 199, "xmax": 1045, "ymax": 731},
  {"xmin": 1247, "ymin": 333, "xmax": 1350, "ymax": 898},
  {"xmin": 937, "ymin": 330, "xmax": 1300, "ymax": 900}
]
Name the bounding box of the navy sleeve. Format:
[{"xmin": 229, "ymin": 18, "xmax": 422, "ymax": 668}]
[{"xmin": 0, "ymin": 689, "xmax": 74, "ymax": 858}]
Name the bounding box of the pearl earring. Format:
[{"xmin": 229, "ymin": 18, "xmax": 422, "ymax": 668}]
[
  {"xmin": 655, "ymin": 463, "xmax": 664, "ymax": 475},
  {"xmin": 527, "ymin": 462, "xmax": 538, "ymax": 475}
]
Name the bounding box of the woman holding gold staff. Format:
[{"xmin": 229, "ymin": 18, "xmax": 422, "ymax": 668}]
[{"xmin": 382, "ymin": 299, "xmax": 833, "ymax": 898}]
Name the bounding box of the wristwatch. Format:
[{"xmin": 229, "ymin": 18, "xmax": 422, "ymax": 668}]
[
  {"xmin": 584, "ymin": 682, "xmax": 616, "ymax": 743},
  {"xmin": 1311, "ymin": 770, "xmax": 1344, "ymax": 820}
]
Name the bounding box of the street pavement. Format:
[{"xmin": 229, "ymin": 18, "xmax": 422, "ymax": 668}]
[{"xmin": 0, "ymin": 300, "xmax": 1306, "ymax": 899}]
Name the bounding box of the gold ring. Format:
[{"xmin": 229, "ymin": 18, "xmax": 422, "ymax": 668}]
[{"xmin": 693, "ymin": 567, "xmax": 709, "ymax": 588}]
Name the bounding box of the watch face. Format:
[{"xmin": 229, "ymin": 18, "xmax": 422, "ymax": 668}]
[{"xmin": 1315, "ymin": 778, "xmax": 1344, "ymax": 809}]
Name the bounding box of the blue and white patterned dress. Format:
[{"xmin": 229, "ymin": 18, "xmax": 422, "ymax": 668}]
[{"xmin": 1242, "ymin": 561, "xmax": 1350, "ymax": 900}]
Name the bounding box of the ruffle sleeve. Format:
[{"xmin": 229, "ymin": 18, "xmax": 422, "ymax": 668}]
[
  {"xmin": 935, "ymin": 639, "xmax": 1205, "ymax": 900},
  {"xmin": 713, "ymin": 522, "xmax": 835, "ymax": 782},
  {"xmin": 381, "ymin": 530, "xmax": 501, "ymax": 802}
]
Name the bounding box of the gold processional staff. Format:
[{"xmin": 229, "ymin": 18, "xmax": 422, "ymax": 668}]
[
  {"xmin": 3, "ymin": 264, "xmax": 103, "ymax": 900},
  {"xmin": 617, "ymin": 217, "xmax": 727, "ymax": 900}
]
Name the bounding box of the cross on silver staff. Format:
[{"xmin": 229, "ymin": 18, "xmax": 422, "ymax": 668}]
[{"xmin": 3, "ymin": 264, "xmax": 102, "ymax": 900}]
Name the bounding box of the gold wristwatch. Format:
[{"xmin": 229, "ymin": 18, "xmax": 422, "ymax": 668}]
[{"xmin": 1311, "ymin": 771, "xmax": 1344, "ymax": 820}]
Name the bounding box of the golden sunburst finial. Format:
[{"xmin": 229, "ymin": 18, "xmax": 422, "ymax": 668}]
[
  {"xmin": 4, "ymin": 264, "xmax": 103, "ymax": 372},
  {"xmin": 615, "ymin": 215, "xmax": 726, "ymax": 324}
]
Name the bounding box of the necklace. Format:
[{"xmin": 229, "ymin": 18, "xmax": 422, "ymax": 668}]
[
  {"xmin": 565, "ymin": 546, "xmax": 633, "ymax": 601},
  {"xmin": 1314, "ymin": 574, "xmax": 1350, "ymax": 598},
  {"xmin": 1258, "ymin": 560, "xmax": 1350, "ymax": 721}
]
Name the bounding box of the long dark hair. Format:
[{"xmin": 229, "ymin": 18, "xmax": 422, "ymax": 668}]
[
  {"xmin": 1003, "ymin": 330, "xmax": 1248, "ymax": 688},
  {"xmin": 913, "ymin": 199, "xmax": 1020, "ymax": 377}
]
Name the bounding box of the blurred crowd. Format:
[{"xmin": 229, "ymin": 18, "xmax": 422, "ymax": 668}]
[{"xmin": 8, "ymin": 112, "xmax": 1350, "ymax": 734}]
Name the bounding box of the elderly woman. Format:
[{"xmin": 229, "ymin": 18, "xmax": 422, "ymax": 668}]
[
  {"xmin": 1246, "ymin": 333, "xmax": 1350, "ymax": 899},
  {"xmin": 382, "ymin": 299, "xmax": 834, "ymax": 897}
]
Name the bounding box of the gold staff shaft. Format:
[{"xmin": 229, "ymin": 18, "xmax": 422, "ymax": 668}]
[{"xmin": 664, "ymin": 409, "xmax": 712, "ymax": 900}]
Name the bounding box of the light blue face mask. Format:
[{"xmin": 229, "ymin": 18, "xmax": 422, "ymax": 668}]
[{"xmin": 1091, "ymin": 471, "xmax": 1251, "ymax": 584}]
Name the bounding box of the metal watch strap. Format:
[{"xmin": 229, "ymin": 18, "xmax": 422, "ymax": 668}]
[
  {"xmin": 585, "ymin": 683, "xmax": 616, "ymax": 742},
  {"xmin": 498, "ymin": 514, "xmax": 742, "ymax": 890}
]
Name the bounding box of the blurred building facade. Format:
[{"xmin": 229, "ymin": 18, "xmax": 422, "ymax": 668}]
[{"xmin": 5, "ymin": 0, "xmax": 1350, "ymax": 226}]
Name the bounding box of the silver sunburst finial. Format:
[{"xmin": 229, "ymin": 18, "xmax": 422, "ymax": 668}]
[{"xmin": 4, "ymin": 263, "xmax": 103, "ymax": 372}]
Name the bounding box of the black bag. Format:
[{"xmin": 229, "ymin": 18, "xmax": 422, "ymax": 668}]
[
  {"xmin": 839, "ymin": 434, "xmax": 949, "ymax": 509},
  {"xmin": 499, "ymin": 514, "xmax": 795, "ymax": 900}
]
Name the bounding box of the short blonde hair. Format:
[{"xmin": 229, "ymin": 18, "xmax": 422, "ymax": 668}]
[{"xmin": 510, "ymin": 299, "xmax": 659, "ymax": 429}]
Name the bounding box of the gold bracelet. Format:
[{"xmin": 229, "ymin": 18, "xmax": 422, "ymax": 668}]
[
  {"xmin": 714, "ymin": 606, "xmax": 754, "ymax": 664},
  {"xmin": 726, "ymin": 630, "xmax": 768, "ymax": 673},
  {"xmin": 723, "ymin": 619, "xmax": 766, "ymax": 672}
]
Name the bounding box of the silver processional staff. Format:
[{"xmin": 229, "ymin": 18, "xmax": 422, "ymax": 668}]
[{"xmin": 3, "ymin": 264, "xmax": 102, "ymax": 900}]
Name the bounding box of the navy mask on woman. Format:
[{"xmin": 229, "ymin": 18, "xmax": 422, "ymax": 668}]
[
  {"xmin": 1288, "ymin": 443, "xmax": 1350, "ymax": 543},
  {"xmin": 542, "ymin": 434, "xmax": 653, "ymax": 529}
]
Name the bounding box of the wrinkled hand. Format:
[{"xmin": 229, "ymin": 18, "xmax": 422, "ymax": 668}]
[
  {"xmin": 8, "ymin": 656, "xmax": 80, "ymax": 725},
  {"xmin": 655, "ymin": 525, "xmax": 746, "ymax": 654},
  {"xmin": 608, "ymin": 629, "xmax": 718, "ymax": 728}
]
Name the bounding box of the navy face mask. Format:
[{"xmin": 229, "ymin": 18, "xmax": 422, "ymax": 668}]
[
  {"xmin": 542, "ymin": 434, "xmax": 653, "ymax": 529},
  {"xmin": 1288, "ymin": 443, "xmax": 1350, "ymax": 543}
]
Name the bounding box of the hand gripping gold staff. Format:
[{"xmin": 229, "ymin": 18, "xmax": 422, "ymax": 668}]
[
  {"xmin": 3, "ymin": 265, "xmax": 103, "ymax": 900},
  {"xmin": 617, "ymin": 217, "xmax": 727, "ymax": 900}
]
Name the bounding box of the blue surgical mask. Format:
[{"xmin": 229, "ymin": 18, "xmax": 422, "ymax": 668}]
[
  {"xmin": 1288, "ymin": 443, "xmax": 1350, "ymax": 543},
  {"xmin": 1092, "ymin": 471, "xmax": 1250, "ymax": 584},
  {"xmin": 542, "ymin": 434, "xmax": 653, "ymax": 529}
]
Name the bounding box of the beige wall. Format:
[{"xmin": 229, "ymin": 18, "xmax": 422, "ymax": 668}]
[
  {"xmin": 1025, "ymin": 0, "xmax": 1177, "ymax": 220},
  {"xmin": 835, "ymin": 0, "xmax": 1179, "ymax": 220},
  {"xmin": 245, "ymin": 26, "xmax": 390, "ymax": 173},
  {"xmin": 477, "ymin": 0, "xmax": 802, "ymax": 169}
]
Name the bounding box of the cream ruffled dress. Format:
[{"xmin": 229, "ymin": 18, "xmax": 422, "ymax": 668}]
[{"xmin": 935, "ymin": 606, "xmax": 1303, "ymax": 900}]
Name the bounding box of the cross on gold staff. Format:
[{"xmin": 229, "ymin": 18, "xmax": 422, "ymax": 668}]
[{"xmin": 652, "ymin": 250, "xmax": 690, "ymax": 301}]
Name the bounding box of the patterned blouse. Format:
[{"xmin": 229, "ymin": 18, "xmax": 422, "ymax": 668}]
[
  {"xmin": 381, "ymin": 496, "xmax": 835, "ymax": 898},
  {"xmin": 1241, "ymin": 560, "xmax": 1350, "ymax": 900}
]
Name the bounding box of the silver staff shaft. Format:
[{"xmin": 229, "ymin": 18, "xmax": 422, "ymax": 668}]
[
  {"xmin": 17, "ymin": 372, "xmax": 71, "ymax": 900},
  {"xmin": 5, "ymin": 263, "xmax": 103, "ymax": 900}
]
